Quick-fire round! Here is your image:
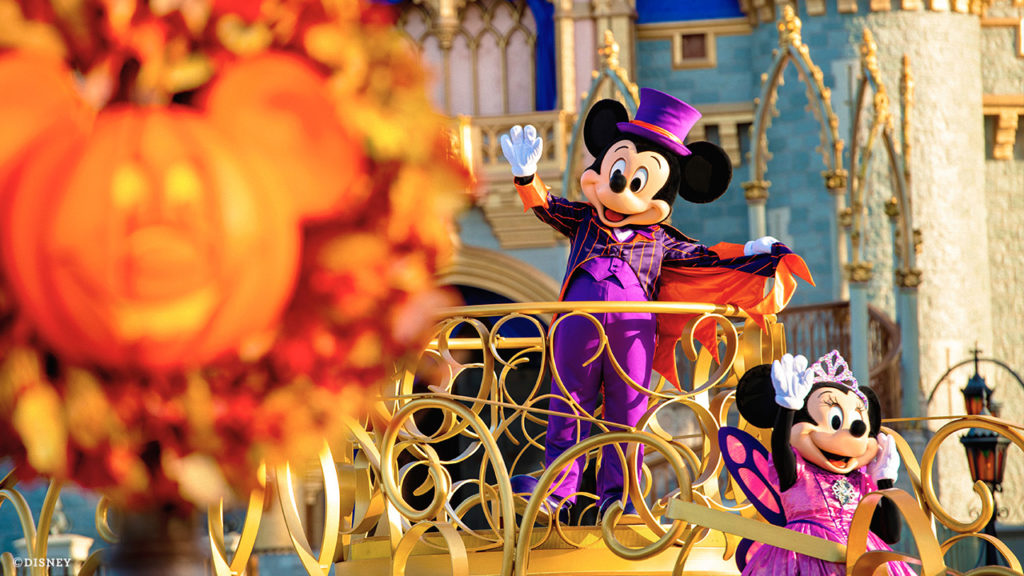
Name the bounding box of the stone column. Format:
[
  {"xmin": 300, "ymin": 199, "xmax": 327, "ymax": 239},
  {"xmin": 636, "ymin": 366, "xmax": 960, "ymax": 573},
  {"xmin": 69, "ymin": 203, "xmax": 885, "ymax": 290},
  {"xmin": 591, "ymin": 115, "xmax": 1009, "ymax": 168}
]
[
  {"xmin": 896, "ymin": 272, "xmax": 923, "ymax": 420},
  {"xmin": 861, "ymin": 9, "xmax": 991, "ymax": 523},
  {"xmin": 743, "ymin": 181, "xmax": 769, "ymax": 239},
  {"xmin": 554, "ymin": 0, "xmax": 578, "ymax": 114},
  {"xmin": 847, "ymin": 263, "xmax": 873, "ymax": 385}
]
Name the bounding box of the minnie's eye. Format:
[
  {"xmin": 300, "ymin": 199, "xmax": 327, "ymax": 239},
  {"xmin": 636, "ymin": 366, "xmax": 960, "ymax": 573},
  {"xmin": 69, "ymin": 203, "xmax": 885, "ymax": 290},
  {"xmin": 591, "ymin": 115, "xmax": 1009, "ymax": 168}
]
[
  {"xmin": 828, "ymin": 406, "xmax": 843, "ymax": 431},
  {"xmin": 630, "ymin": 167, "xmax": 648, "ymax": 192},
  {"xmin": 611, "ymin": 159, "xmax": 626, "ymax": 178}
]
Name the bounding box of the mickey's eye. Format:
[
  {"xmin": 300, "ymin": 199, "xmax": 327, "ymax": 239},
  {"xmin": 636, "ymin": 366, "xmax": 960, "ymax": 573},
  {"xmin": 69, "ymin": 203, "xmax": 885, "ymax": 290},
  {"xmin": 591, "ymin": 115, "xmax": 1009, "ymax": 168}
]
[
  {"xmin": 828, "ymin": 406, "xmax": 843, "ymax": 431},
  {"xmin": 630, "ymin": 167, "xmax": 649, "ymax": 192},
  {"xmin": 611, "ymin": 159, "xmax": 626, "ymax": 178}
]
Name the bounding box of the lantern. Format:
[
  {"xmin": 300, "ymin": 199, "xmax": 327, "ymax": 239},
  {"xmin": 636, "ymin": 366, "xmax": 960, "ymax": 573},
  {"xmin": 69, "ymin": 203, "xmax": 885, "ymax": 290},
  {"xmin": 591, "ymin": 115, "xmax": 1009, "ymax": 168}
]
[
  {"xmin": 957, "ymin": 347, "xmax": 1010, "ymax": 567},
  {"xmin": 961, "ymin": 372, "xmax": 990, "ymax": 416},
  {"xmin": 960, "ymin": 428, "xmax": 1010, "ymax": 491}
]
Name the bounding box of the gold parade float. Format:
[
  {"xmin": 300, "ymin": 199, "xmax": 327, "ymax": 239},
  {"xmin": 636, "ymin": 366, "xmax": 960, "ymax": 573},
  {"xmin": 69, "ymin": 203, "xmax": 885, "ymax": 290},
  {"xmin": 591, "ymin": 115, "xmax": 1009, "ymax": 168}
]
[
  {"xmin": 4, "ymin": 301, "xmax": 1024, "ymax": 575},
  {"xmin": 1, "ymin": 2, "xmax": 1023, "ymax": 575}
]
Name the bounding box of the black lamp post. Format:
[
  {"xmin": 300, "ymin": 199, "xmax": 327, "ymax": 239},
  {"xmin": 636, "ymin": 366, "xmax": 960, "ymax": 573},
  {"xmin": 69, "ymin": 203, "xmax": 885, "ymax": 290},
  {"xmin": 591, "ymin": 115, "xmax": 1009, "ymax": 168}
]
[{"xmin": 958, "ymin": 348, "xmax": 1010, "ymax": 567}]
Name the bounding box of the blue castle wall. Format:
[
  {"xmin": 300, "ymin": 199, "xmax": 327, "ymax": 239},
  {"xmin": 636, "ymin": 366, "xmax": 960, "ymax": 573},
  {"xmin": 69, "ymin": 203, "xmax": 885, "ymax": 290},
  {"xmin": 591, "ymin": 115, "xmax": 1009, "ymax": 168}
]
[{"xmin": 636, "ymin": 5, "xmax": 861, "ymax": 304}]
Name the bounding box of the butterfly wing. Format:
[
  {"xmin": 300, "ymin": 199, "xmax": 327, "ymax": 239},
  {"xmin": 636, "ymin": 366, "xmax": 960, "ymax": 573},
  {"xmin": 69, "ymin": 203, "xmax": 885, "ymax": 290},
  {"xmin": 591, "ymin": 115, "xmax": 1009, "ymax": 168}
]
[
  {"xmin": 719, "ymin": 426, "xmax": 787, "ymax": 571},
  {"xmin": 734, "ymin": 538, "xmax": 765, "ymax": 572},
  {"xmin": 719, "ymin": 426, "xmax": 786, "ymax": 526}
]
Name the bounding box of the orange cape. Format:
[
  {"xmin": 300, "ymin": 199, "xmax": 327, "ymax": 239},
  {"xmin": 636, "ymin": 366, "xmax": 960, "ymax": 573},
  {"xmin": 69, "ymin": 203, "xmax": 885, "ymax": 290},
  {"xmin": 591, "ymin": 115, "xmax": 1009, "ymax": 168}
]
[{"xmin": 653, "ymin": 242, "xmax": 814, "ymax": 390}]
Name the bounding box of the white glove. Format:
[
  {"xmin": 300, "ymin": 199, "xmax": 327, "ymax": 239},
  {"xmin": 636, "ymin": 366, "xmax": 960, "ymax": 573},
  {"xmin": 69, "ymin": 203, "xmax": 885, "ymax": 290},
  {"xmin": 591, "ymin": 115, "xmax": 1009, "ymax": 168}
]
[
  {"xmin": 867, "ymin": 432, "xmax": 900, "ymax": 483},
  {"xmin": 500, "ymin": 125, "xmax": 544, "ymax": 178},
  {"xmin": 771, "ymin": 353, "xmax": 812, "ymax": 410},
  {"xmin": 744, "ymin": 236, "xmax": 779, "ymax": 256}
]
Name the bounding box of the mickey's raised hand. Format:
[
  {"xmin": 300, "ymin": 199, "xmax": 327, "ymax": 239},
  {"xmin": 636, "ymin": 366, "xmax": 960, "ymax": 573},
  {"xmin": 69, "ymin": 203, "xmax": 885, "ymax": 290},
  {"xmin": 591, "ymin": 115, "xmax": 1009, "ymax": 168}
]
[
  {"xmin": 867, "ymin": 432, "xmax": 901, "ymax": 484},
  {"xmin": 771, "ymin": 353, "xmax": 812, "ymax": 410},
  {"xmin": 500, "ymin": 125, "xmax": 544, "ymax": 178}
]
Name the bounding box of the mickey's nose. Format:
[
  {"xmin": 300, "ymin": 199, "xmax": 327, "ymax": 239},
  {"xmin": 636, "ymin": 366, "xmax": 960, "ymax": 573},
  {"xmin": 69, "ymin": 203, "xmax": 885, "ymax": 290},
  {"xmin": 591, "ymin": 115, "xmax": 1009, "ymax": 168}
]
[
  {"xmin": 849, "ymin": 420, "xmax": 867, "ymax": 438},
  {"xmin": 609, "ymin": 171, "xmax": 627, "ymax": 193}
]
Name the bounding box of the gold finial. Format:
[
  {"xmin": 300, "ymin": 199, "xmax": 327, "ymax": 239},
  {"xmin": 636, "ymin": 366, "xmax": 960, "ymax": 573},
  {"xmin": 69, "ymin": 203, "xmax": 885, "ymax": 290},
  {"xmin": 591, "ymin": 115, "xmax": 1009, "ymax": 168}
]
[
  {"xmin": 860, "ymin": 28, "xmax": 879, "ymax": 81},
  {"xmin": 901, "ymin": 54, "xmax": 913, "ymax": 167},
  {"xmin": 901, "ymin": 55, "xmax": 914, "ymax": 126},
  {"xmin": 778, "ymin": 4, "xmax": 803, "ymax": 47},
  {"xmin": 599, "ymin": 29, "xmax": 620, "ymax": 70},
  {"xmin": 901, "ymin": 55, "xmax": 914, "ymax": 104}
]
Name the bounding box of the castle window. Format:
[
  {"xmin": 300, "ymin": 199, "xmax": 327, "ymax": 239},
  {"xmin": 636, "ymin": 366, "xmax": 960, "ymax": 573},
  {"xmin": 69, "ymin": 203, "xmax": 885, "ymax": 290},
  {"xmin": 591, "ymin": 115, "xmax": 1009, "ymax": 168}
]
[
  {"xmin": 673, "ymin": 31, "xmax": 715, "ymax": 68},
  {"xmin": 637, "ymin": 19, "xmax": 753, "ymax": 71},
  {"xmin": 681, "ymin": 33, "xmax": 708, "ymax": 60},
  {"xmin": 398, "ymin": 0, "xmax": 555, "ymax": 116}
]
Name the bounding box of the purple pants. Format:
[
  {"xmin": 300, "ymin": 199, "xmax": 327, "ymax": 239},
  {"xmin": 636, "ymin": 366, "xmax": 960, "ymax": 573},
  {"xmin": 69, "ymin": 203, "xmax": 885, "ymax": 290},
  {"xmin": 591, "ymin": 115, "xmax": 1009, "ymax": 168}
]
[{"xmin": 546, "ymin": 264, "xmax": 656, "ymax": 503}]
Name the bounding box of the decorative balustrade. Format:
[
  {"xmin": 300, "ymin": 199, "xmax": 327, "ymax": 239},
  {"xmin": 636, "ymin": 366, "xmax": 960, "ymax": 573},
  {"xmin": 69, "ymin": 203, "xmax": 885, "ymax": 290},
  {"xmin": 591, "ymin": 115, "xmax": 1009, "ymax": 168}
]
[
  {"xmin": 1, "ymin": 301, "xmax": 1022, "ymax": 576},
  {"xmin": 458, "ymin": 110, "xmax": 575, "ymax": 250},
  {"xmin": 779, "ymin": 301, "xmax": 902, "ymax": 419}
]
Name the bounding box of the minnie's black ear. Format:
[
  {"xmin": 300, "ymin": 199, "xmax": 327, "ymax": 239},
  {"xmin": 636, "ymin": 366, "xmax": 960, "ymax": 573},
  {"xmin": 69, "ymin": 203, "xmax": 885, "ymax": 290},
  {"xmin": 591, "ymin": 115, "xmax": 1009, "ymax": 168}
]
[
  {"xmin": 678, "ymin": 141, "xmax": 733, "ymax": 204},
  {"xmin": 861, "ymin": 386, "xmax": 883, "ymax": 437},
  {"xmin": 736, "ymin": 364, "xmax": 779, "ymax": 429},
  {"xmin": 583, "ymin": 99, "xmax": 630, "ymax": 157}
]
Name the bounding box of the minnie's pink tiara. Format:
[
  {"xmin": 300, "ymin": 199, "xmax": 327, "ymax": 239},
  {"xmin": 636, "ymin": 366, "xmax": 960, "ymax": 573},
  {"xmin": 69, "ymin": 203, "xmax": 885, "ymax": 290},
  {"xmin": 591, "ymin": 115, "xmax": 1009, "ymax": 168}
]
[{"xmin": 809, "ymin": 350, "xmax": 867, "ymax": 403}]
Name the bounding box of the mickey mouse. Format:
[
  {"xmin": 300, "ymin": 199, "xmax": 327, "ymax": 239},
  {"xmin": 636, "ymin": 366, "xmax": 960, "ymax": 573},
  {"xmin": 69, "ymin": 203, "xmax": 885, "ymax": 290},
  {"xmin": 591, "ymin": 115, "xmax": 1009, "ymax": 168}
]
[
  {"xmin": 501, "ymin": 88, "xmax": 813, "ymax": 521},
  {"xmin": 727, "ymin": 351, "xmax": 913, "ymax": 574}
]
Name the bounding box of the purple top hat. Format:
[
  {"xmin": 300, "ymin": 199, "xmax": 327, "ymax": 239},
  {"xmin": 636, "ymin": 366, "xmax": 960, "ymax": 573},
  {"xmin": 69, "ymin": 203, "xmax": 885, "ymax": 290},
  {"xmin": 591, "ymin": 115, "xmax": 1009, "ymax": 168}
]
[{"xmin": 617, "ymin": 88, "xmax": 701, "ymax": 157}]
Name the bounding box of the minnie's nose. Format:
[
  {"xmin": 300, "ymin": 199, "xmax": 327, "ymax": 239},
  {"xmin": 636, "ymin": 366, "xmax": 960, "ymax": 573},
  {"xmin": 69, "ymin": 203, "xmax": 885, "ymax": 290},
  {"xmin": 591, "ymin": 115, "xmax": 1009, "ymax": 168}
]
[{"xmin": 850, "ymin": 420, "xmax": 867, "ymax": 438}]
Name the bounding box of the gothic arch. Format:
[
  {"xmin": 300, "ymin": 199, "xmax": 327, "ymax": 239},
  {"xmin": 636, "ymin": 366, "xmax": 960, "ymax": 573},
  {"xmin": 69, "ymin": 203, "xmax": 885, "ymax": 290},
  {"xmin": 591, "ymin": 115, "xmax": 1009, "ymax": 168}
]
[
  {"xmin": 847, "ymin": 29, "xmax": 919, "ymax": 289},
  {"xmin": 744, "ymin": 5, "xmax": 848, "ymax": 294}
]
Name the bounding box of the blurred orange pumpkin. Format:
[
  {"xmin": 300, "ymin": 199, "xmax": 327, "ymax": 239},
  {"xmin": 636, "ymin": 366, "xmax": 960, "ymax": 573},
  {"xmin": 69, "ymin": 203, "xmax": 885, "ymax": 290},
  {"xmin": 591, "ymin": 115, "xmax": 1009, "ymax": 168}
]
[
  {"xmin": 0, "ymin": 105, "xmax": 301, "ymax": 370},
  {"xmin": 203, "ymin": 51, "xmax": 367, "ymax": 221},
  {"xmin": 0, "ymin": 51, "xmax": 92, "ymax": 196}
]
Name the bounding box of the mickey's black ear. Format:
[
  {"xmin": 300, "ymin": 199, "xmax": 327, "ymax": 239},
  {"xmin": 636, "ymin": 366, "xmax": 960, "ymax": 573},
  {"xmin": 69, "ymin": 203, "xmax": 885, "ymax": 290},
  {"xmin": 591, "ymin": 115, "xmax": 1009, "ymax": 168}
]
[
  {"xmin": 583, "ymin": 99, "xmax": 629, "ymax": 157},
  {"xmin": 861, "ymin": 386, "xmax": 883, "ymax": 437},
  {"xmin": 736, "ymin": 364, "xmax": 779, "ymax": 429},
  {"xmin": 678, "ymin": 141, "xmax": 733, "ymax": 204}
]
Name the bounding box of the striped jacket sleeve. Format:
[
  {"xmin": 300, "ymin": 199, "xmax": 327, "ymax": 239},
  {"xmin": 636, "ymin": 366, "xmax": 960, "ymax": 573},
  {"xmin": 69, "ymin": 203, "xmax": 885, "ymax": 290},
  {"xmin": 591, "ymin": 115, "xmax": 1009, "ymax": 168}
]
[
  {"xmin": 513, "ymin": 175, "xmax": 588, "ymax": 237},
  {"xmin": 661, "ymin": 236, "xmax": 721, "ymax": 267},
  {"xmin": 661, "ymin": 230, "xmax": 750, "ymax": 268}
]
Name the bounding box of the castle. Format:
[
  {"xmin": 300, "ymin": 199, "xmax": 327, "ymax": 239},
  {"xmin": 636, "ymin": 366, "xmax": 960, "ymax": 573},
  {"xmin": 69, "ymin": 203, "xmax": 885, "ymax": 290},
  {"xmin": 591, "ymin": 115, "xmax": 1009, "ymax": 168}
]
[
  {"xmin": 403, "ymin": 0, "xmax": 1024, "ymax": 558},
  {"xmin": 1, "ymin": 0, "xmax": 1021, "ymax": 571}
]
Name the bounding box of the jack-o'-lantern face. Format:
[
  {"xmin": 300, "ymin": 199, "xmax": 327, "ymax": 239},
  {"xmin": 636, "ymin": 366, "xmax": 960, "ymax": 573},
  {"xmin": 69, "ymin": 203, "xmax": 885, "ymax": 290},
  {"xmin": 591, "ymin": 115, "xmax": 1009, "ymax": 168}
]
[{"xmin": 2, "ymin": 106, "xmax": 300, "ymax": 369}]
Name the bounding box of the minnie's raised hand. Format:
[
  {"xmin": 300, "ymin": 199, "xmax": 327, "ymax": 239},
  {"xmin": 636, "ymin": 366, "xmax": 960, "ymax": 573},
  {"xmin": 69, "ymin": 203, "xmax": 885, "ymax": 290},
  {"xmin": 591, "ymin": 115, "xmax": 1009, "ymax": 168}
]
[{"xmin": 771, "ymin": 353, "xmax": 812, "ymax": 410}]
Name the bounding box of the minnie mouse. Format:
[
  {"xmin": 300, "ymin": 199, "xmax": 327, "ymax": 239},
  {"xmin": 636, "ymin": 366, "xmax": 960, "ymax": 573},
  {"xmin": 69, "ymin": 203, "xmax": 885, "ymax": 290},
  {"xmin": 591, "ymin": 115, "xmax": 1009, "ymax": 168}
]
[
  {"xmin": 500, "ymin": 88, "xmax": 813, "ymax": 520},
  {"xmin": 722, "ymin": 350, "xmax": 914, "ymax": 575}
]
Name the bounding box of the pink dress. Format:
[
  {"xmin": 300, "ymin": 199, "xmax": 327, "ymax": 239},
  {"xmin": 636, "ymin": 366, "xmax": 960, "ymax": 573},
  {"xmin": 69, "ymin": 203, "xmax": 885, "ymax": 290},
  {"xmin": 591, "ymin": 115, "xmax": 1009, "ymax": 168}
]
[{"xmin": 741, "ymin": 450, "xmax": 915, "ymax": 576}]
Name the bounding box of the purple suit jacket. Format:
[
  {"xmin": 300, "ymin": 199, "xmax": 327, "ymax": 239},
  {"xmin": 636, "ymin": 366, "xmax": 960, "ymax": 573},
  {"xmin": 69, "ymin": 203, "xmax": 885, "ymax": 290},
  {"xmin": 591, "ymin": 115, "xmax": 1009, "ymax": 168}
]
[{"xmin": 534, "ymin": 193, "xmax": 744, "ymax": 300}]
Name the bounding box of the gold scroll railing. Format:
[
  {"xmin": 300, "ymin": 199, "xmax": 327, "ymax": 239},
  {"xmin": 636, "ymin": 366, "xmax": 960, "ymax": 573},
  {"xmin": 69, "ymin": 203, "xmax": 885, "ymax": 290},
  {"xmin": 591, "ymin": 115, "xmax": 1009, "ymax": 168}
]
[{"xmin": 2, "ymin": 301, "xmax": 1023, "ymax": 576}]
